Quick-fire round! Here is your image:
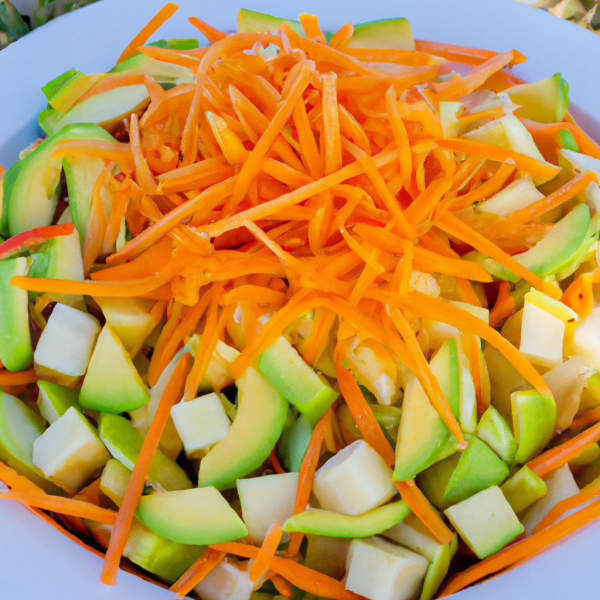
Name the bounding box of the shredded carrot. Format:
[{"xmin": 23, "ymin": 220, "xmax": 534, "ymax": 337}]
[
  {"xmin": 0, "ymin": 368, "xmax": 38, "ymax": 386},
  {"xmin": 117, "ymin": 2, "xmax": 179, "ymax": 64},
  {"xmin": 223, "ymin": 284, "xmax": 286, "ymax": 307},
  {"xmin": 270, "ymin": 573, "xmax": 292, "ymax": 597},
  {"xmin": 0, "ymin": 461, "xmax": 45, "ymax": 494},
  {"xmin": 101, "ymin": 353, "xmax": 191, "ymax": 585},
  {"xmin": 299, "ymin": 13, "xmax": 327, "ymax": 44},
  {"xmin": 188, "ymin": 16, "xmax": 227, "ymax": 42},
  {"xmin": 322, "ymin": 73, "xmax": 342, "ymax": 174},
  {"xmin": 329, "ymin": 22, "xmax": 354, "ymax": 50},
  {"xmin": 148, "ymin": 300, "xmax": 184, "ymax": 386},
  {"xmin": 489, "ymin": 281, "xmax": 515, "ymax": 327},
  {"xmin": 82, "ymin": 163, "xmax": 111, "ymax": 274},
  {"xmin": 451, "ymin": 160, "xmax": 516, "ymax": 211},
  {"xmin": 170, "ymin": 547, "xmax": 226, "ymax": 599},
  {"xmin": 0, "ymin": 492, "xmax": 117, "ymax": 525},
  {"xmin": 51, "ymin": 140, "xmax": 135, "ymax": 176},
  {"xmin": 137, "ymin": 46, "xmax": 201, "ymax": 70},
  {"xmin": 269, "ymin": 448, "xmax": 285, "ymax": 475},
  {"xmin": 415, "ymin": 40, "xmax": 522, "ymax": 66},
  {"xmin": 249, "ymin": 522, "xmax": 283, "ymax": 582},
  {"xmin": 75, "ymin": 73, "xmax": 146, "ymax": 104},
  {"xmin": 302, "ymin": 308, "xmax": 336, "ymax": 366},
  {"xmin": 394, "ymin": 480, "xmax": 455, "ymax": 545},
  {"xmin": 405, "ymin": 177, "xmax": 453, "ymax": 225}
]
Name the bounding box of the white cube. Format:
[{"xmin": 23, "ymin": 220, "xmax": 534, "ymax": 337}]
[
  {"xmin": 170, "ymin": 393, "xmax": 231, "ymax": 458},
  {"xmin": 519, "ymin": 301, "xmax": 565, "ymax": 368},
  {"xmin": 32, "ymin": 407, "xmax": 110, "ymax": 490},
  {"xmin": 194, "ymin": 557, "xmax": 253, "ymax": 600},
  {"xmin": 237, "ymin": 472, "xmax": 299, "ymax": 544},
  {"xmin": 34, "ymin": 304, "xmax": 101, "ymax": 377},
  {"xmin": 313, "ymin": 440, "xmax": 395, "ymax": 516},
  {"xmin": 345, "ymin": 537, "xmax": 429, "ymax": 600},
  {"xmin": 571, "ymin": 307, "xmax": 600, "ymax": 371}
]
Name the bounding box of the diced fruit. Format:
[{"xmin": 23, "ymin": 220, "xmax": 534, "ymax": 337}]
[
  {"xmin": 100, "ymin": 458, "xmax": 131, "ymax": 507},
  {"xmin": 0, "ymin": 392, "xmax": 61, "ymax": 493},
  {"xmin": 305, "ymin": 535, "xmax": 351, "ymax": 579},
  {"xmin": 79, "ymin": 324, "xmax": 150, "ymax": 413},
  {"xmin": 569, "ymin": 443, "xmax": 600, "ymax": 466},
  {"xmin": 136, "ymin": 486, "xmax": 248, "ymax": 545},
  {"xmin": 346, "ymin": 18, "xmax": 415, "ymax": 51},
  {"xmin": 198, "ymin": 338, "xmax": 240, "ymax": 393},
  {"xmin": 111, "ymin": 52, "xmax": 195, "ymax": 83},
  {"xmin": 32, "ymin": 407, "xmax": 110, "ymax": 490},
  {"xmin": 313, "ymin": 440, "xmax": 395, "ymax": 516},
  {"xmin": 484, "ymin": 344, "xmax": 525, "ymax": 424},
  {"xmin": 571, "ymin": 307, "xmax": 600, "ymax": 371},
  {"xmin": 580, "ymin": 372, "xmax": 600, "ymax": 414},
  {"xmin": 345, "ymin": 536, "xmax": 429, "ymax": 600},
  {"xmin": 511, "ymin": 390, "xmax": 556, "ymax": 464},
  {"xmin": 33, "ymin": 303, "xmax": 101, "ymax": 387},
  {"xmin": 478, "ymin": 175, "xmax": 544, "ymax": 217},
  {"xmin": 284, "ymin": 500, "xmax": 410, "ymax": 538},
  {"xmin": 394, "ymin": 338, "xmax": 460, "ymax": 481},
  {"xmin": 94, "ymin": 297, "xmax": 155, "ymax": 357},
  {"xmin": 237, "ymin": 472, "xmax": 299, "ymax": 544},
  {"xmin": 194, "ymin": 557, "xmax": 254, "ymax": 600},
  {"xmin": 258, "ymin": 336, "xmax": 338, "ymax": 426},
  {"xmin": 522, "ymin": 464, "xmax": 579, "ymax": 534},
  {"xmin": 439, "ymin": 102, "xmax": 462, "ymax": 138},
  {"xmin": 500, "ymin": 466, "xmax": 548, "ymax": 513},
  {"xmin": 0, "ymin": 257, "xmax": 32, "ymax": 371},
  {"xmin": 37, "ymin": 380, "xmax": 80, "ymax": 424},
  {"xmin": 519, "ymin": 300, "xmax": 565, "ymax": 368},
  {"xmin": 445, "ymin": 486, "xmax": 523, "ymax": 559},
  {"xmin": 41, "ymin": 69, "xmax": 107, "ymax": 113},
  {"xmin": 459, "ymin": 365, "xmax": 478, "ymax": 434},
  {"xmin": 476, "ymin": 405, "xmax": 516, "ymax": 464},
  {"xmin": 507, "ymin": 73, "xmax": 569, "ymax": 124},
  {"xmin": 278, "ymin": 414, "xmax": 312, "ymax": 472},
  {"xmin": 170, "ymin": 393, "xmax": 231, "ymax": 459},
  {"xmin": 98, "ymin": 413, "xmax": 191, "ymax": 491},
  {"xmin": 237, "ymin": 8, "xmax": 304, "ymax": 35},
  {"xmin": 198, "ymin": 367, "xmax": 287, "ymax": 490},
  {"xmin": 525, "ymin": 289, "xmax": 579, "ymax": 323}
]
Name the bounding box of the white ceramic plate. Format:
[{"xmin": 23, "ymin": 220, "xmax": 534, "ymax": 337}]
[{"xmin": 1, "ymin": 1, "xmax": 600, "ymax": 598}]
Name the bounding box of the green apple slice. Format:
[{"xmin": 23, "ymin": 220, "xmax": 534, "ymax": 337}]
[
  {"xmin": 507, "ymin": 73, "xmax": 569, "ymax": 124},
  {"xmin": 37, "ymin": 380, "xmax": 80, "ymax": 424},
  {"xmin": 284, "ymin": 500, "xmax": 411, "ymax": 538},
  {"xmin": 100, "ymin": 458, "xmax": 131, "ymax": 507},
  {"xmin": 42, "ymin": 69, "xmax": 107, "ymax": 113},
  {"xmin": 137, "ymin": 487, "xmax": 248, "ymax": 545},
  {"xmin": 237, "ymin": 8, "xmax": 304, "ymax": 35},
  {"xmin": 346, "ymin": 18, "xmax": 415, "ymax": 50},
  {"xmin": 478, "ymin": 175, "xmax": 544, "ymax": 217},
  {"xmin": 278, "ymin": 414, "xmax": 312, "ymax": 472},
  {"xmin": 476, "ymin": 405, "xmax": 516, "ymax": 464},
  {"xmin": 501, "ymin": 465, "xmax": 547, "ymax": 514},
  {"xmin": 79, "ymin": 324, "xmax": 150, "ymax": 413},
  {"xmin": 571, "ymin": 307, "xmax": 600, "ymax": 371},
  {"xmin": 198, "ymin": 367, "xmax": 287, "ymax": 490}
]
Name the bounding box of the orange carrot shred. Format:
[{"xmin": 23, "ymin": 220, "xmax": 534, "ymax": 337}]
[
  {"xmin": 270, "ymin": 573, "xmax": 292, "ymax": 597},
  {"xmin": 170, "ymin": 547, "xmax": 226, "ymax": 599},
  {"xmin": 0, "ymin": 368, "xmax": 38, "ymax": 386},
  {"xmin": 0, "ymin": 461, "xmax": 45, "ymax": 494},
  {"xmin": 249, "ymin": 522, "xmax": 283, "ymax": 582},
  {"xmin": 188, "ymin": 16, "xmax": 227, "ymax": 42}
]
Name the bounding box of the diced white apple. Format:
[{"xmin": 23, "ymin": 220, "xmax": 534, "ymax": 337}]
[
  {"xmin": 501, "ymin": 113, "xmax": 546, "ymax": 163},
  {"xmin": 305, "ymin": 534, "xmax": 351, "ymax": 579},
  {"xmin": 170, "ymin": 392, "xmax": 231, "ymax": 459},
  {"xmin": 519, "ymin": 301, "xmax": 565, "ymax": 368},
  {"xmin": 194, "ymin": 558, "xmax": 254, "ymax": 600},
  {"xmin": 237, "ymin": 472, "xmax": 299, "ymax": 544},
  {"xmin": 33, "ymin": 304, "xmax": 101, "ymax": 385},
  {"xmin": 478, "ymin": 174, "xmax": 544, "ymax": 217},
  {"xmin": 32, "ymin": 406, "xmax": 110, "ymax": 490},
  {"xmin": 449, "ymin": 301, "xmax": 489, "ymax": 324},
  {"xmin": 37, "ymin": 380, "xmax": 79, "ymax": 425},
  {"xmin": 345, "ymin": 536, "xmax": 429, "ymax": 600},
  {"xmin": 384, "ymin": 513, "xmax": 443, "ymax": 561},
  {"xmin": 198, "ymin": 339, "xmax": 241, "ymax": 393},
  {"xmin": 313, "ymin": 440, "xmax": 395, "ymax": 516},
  {"xmin": 525, "ymin": 289, "xmax": 579, "ymax": 323},
  {"xmin": 100, "ymin": 459, "xmax": 131, "ymax": 507},
  {"xmin": 460, "ymin": 365, "xmax": 477, "ymax": 434},
  {"xmin": 571, "ymin": 307, "xmax": 600, "ymax": 371},
  {"xmin": 522, "ymin": 464, "xmax": 579, "ymax": 535}
]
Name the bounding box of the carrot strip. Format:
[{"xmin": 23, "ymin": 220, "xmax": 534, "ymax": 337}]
[
  {"xmin": 270, "ymin": 573, "xmax": 292, "ymax": 597},
  {"xmin": 0, "ymin": 223, "xmax": 75, "ymax": 261},
  {"xmin": 148, "ymin": 301, "xmax": 184, "ymax": 386},
  {"xmin": 415, "ymin": 39, "xmax": 508, "ymax": 66},
  {"xmin": 489, "ymin": 281, "xmax": 515, "ymax": 327},
  {"xmin": 302, "ymin": 308, "xmax": 336, "ymax": 366},
  {"xmin": 0, "ymin": 368, "xmax": 38, "ymax": 385},
  {"xmin": 249, "ymin": 522, "xmax": 283, "ymax": 582},
  {"xmin": 0, "ymin": 462, "xmax": 45, "ymax": 494},
  {"xmin": 76, "ymin": 73, "xmax": 146, "ymax": 104},
  {"xmin": 292, "ymin": 97, "xmax": 324, "ymax": 179},
  {"xmin": 336, "ymin": 365, "xmax": 395, "ymax": 465},
  {"xmin": 398, "ymin": 241, "xmax": 413, "ymax": 296},
  {"xmin": 82, "ymin": 164, "xmax": 110, "ymax": 274},
  {"xmin": 101, "ymin": 352, "xmax": 191, "ymax": 585},
  {"xmin": 117, "ymin": 2, "xmax": 179, "ymax": 64},
  {"xmin": 0, "ymin": 492, "xmax": 117, "ymax": 525},
  {"xmin": 299, "ymin": 13, "xmax": 327, "ymax": 44},
  {"xmin": 287, "ymin": 409, "xmax": 330, "ymax": 557},
  {"xmin": 451, "ymin": 160, "xmax": 516, "ymax": 211},
  {"xmin": 329, "ymin": 22, "xmax": 354, "ymax": 50},
  {"xmin": 188, "ymin": 16, "xmax": 227, "ymax": 42},
  {"xmin": 394, "ymin": 480, "xmax": 455, "ymax": 545},
  {"xmin": 137, "ymin": 46, "xmax": 200, "ymax": 70},
  {"xmin": 130, "ymin": 113, "xmax": 158, "ymax": 193},
  {"xmin": 222, "ymin": 285, "xmax": 286, "ymax": 306},
  {"xmin": 404, "ymin": 177, "xmax": 453, "ymax": 225},
  {"xmin": 322, "ymin": 73, "xmax": 342, "ymax": 174},
  {"xmin": 51, "ymin": 140, "xmax": 135, "ymax": 176},
  {"xmin": 269, "ymin": 448, "xmax": 285, "ymax": 475},
  {"xmin": 170, "ymin": 547, "xmax": 226, "ymax": 599},
  {"xmin": 438, "ymin": 498, "xmax": 600, "ymax": 596}
]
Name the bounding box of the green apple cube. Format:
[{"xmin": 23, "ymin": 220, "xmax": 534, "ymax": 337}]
[
  {"xmin": 479, "ymin": 175, "xmax": 544, "ymax": 217},
  {"xmin": 95, "ymin": 297, "xmax": 155, "ymax": 357},
  {"xmin": 198, "ymin": 367, "xmax": 287, "ymax": 490},
  {"xmin": 571, "ymin": 307, "xmax": 600, "ymax": 371},
  {"xmin": 417, "ymin": 454, "xmax": 461, "ymax": 510},
  {"xmin": 345, "ymin": 536, "xmax": 429, "ymax": 600},
  {"xmin": 137, "ymin": 486, "xmax": 248, "ymax": 545},
  {"xmin": 79, "ymin": 324, "xmax": 150, "ymax": 413},
  {"xmin": 511, "ymin": 390, "xmax": 556, "ymax": 464},
  {"xmin": 37, "ymin": 380, "xmax": 80, "ymax": 424},
  {"xmin": 32, "ymin": 407, "xmax": 110, "ymax": 490},
  {"xmin": 98, "ymin": 413, "xmax": 191, "ymax": 491},
  {"xmin": 194, "ymin": 557, "xmax": 254, "ymax": 600},
  {"xmin": 170, "ymin": 393, "xmax": 231, "ymax": 459},
  {"xmin": 519, "ymin": 300, "xmax": 565, "ymax": 368},
  {"xmin": 313, "ymin": 440, "xmax": 395, "ymax": 516},
  {"xmin": 522, "ymin": 464, "xmax": 579, "ymax": 535},
  {"xmin": 284, "ymin": 500, "xmax": 410, "ymax": 538},
  {"xmin": 445, "ymin": 486, "xmax": 524, "ymax": 559},
  {"xmin": 258, "ymin": 336, "xmax": 338, "ymax": 426},
  {"xmin": 476, "ymin": 405, "xmax": 516, "ymax": 464},
  {"xmin": 305, "ymin": 535, "xmax": 351, "ymax": 579},
  {"xmin": 508, "ymin": 73, "xmax": 569, "ymax": 124},
  {"xmin": 501, "ymin": 466, "xmax": 547, "ymax": 514},
  {"xmin": 100, "ymin": 459, "xmax": 132, "ymax": 507},
  {"xmin": 237, "ymin": 472, "xmax": 299, "ymax": 544},
  {"xmin": 0, "ymin": 257, "xmax": 33, "ymax": 372},
  {"xmin": 33, "ymin": 303, "xmax": 101, "ymax": 386}
]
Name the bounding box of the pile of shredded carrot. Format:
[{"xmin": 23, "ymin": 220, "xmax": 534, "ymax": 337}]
[{"xmin": 5, "ymin": 2, "xmax": 600, "ymax": 597}]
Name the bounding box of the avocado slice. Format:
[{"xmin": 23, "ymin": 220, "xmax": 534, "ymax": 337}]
[
  {"xmin": 100, "ymin": 458, "xmax": 131, "ymax": 507},
  {"xmin": 476, "ymin": 405, "xmax": 516, "ymax": 464},
  {"xmin": 198, "ymin": 367, "xmax": 288, "ymax": 490},
  {"xmin": 37, "ymin": 380, "xmax": 80, "ymax": 425},
  {"xmin": 4, "ymin": 123, "xmax": 114, "ymax": 237},
  {"xmin": 507, "ymin": 73, "xmax": 569, "ymax": 124},
  {"xmin": 278, "ymin": 414, "xmax": 312, "ymax": 472},
  {"xmin": 258, "ymin": 336, "xmax": 338, "ymax": 426},
  {"xmin": 0, "ymin": 257, "xmax": 32, "ymax": 372},
  {"xmin": 283, "ymin": 500, "xmax": 411, "ymax": 538},
  {"xmin": 98, "ymin": 413, "xmax": 192, "ymax": 491},
  {"xmin": 42, "ymin": 69, "xmax": 108, "ymax": 113},
  {"xmin": 237, "ymin": 8, "xmax": 304, "ymax": 36},
  {"xmin": 346, "ymin": 18, "xmax": 415, "ymax": 51}
]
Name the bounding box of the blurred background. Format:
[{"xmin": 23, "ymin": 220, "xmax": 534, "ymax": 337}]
[{"xmin": 1, "ymin": 0, "xmax": 600, "ymax": 49}]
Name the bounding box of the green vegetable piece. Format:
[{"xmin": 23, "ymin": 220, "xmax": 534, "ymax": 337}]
[
  {"xmin": 283, "ymin": 500, "xmax": 411, "ymax": 538},
  {"xmin": 508, "ymin": 73, "xmax": 569, "ymax": 124},
  {"xmin": 500, "ymin": 466, "xmax": 547, "ymax": 514},
  {"xmin": 237, "ymin": 8, "xmax": 304, "ymax": 36},
  {"xmin": 148, "ymin": 38, "xmax": 199, "ymax": 50},
  {"xmin": 0, "ymin": 257, "xmax": 32, "ymax": 372},
  {"xmin": 41, "ymin": 68, "xmax": 79, "ymax": 102},
  {"xmin": 279, "ymin": 414, "xmax": 313, "ymax": 472},
  {"xmin": 569, "ymin": 443, "xmax": 600, "ymax": 466},
  {"xmin": 346, "ymin": 18, "xmax": 414, "ymax": 50},
  {"xmin": 557, "ymin": 129, "xmax": 579, "ymax": 152},
  {"xmin": 37, "ymin": 380, "xmax": 80, "ymax": 424},
  {"xmin": 476, "ymin": 405, "xmax": 517, "ymax": 463},
  {"xmin": 258, "ymin": 336, "xmax": 338, "ymax": 426},
  {"xmin": 100, "ymin": 458, "xmax": 131, "ymax": 507}
]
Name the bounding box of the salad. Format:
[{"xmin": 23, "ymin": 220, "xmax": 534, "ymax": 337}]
[{"xmin": 1, "ymin": 3, "xmax": 600, "ymax": 599}]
